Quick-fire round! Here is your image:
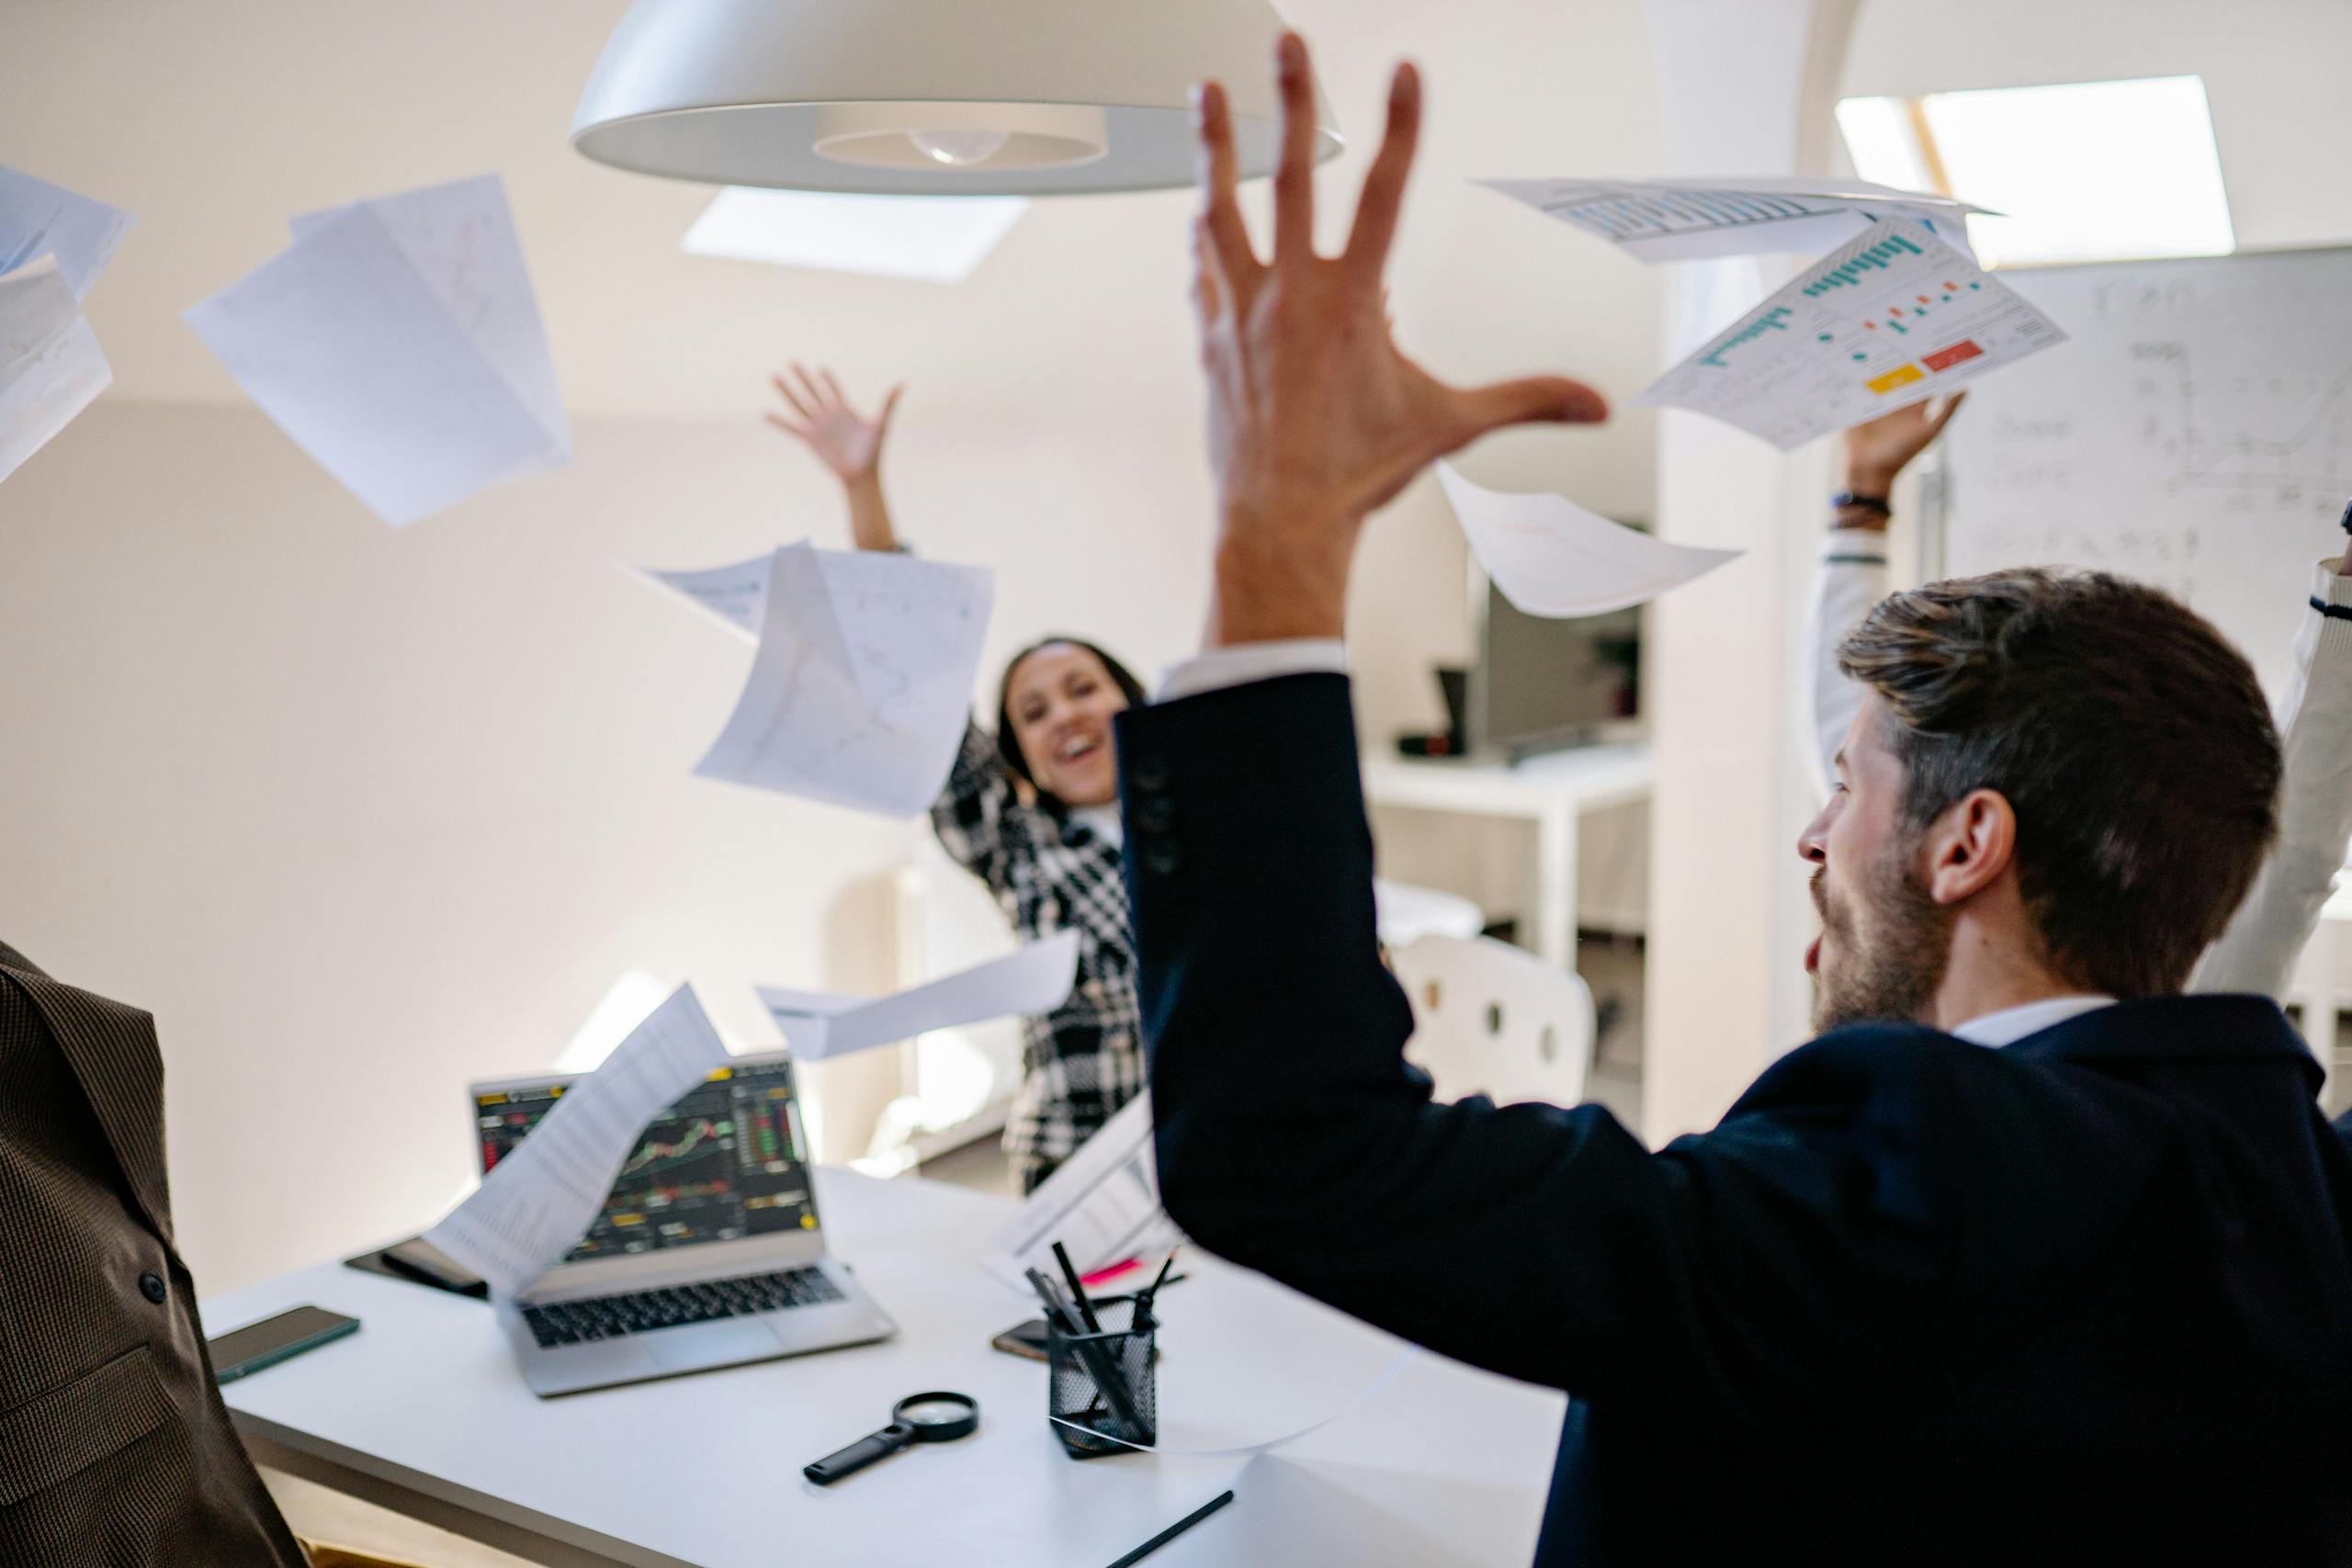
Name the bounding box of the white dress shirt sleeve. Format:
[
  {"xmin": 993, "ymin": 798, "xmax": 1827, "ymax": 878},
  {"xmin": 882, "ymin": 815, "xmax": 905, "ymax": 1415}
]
[
  {"xmin": 2189, "ymin": 558, "xmax": 2352, "ymax": 1001},
  {"xmin": 1808, "ymin": 528, "xmax": 1894, "ymax": 796},
  {"xmin": 1156, "ymin": 638, "xmax": 1350, "ymax": 702}
]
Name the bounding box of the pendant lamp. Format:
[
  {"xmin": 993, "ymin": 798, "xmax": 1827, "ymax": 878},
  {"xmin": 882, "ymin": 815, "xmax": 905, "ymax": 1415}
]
[{"xmin": 571, "ymin": 0, "xmax": 1343, "ymax": 197}]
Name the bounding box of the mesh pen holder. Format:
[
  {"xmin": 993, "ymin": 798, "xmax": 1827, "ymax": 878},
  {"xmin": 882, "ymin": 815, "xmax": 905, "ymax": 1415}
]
[{"xmin": 1047, "ymin": 1295, "xmax": 1159, "ymax": 1459}]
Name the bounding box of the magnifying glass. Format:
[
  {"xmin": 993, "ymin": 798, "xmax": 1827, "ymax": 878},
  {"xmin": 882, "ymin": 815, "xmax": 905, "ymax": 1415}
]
[{"xmin": 803, "ymin": 1392, "xmax": 980, "ymax": 1486}]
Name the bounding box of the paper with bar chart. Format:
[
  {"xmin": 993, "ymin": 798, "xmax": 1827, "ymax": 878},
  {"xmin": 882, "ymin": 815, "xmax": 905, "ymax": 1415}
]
[
  {"xmin": 1483, "ymin": 175, "xmax": 1983, "ymax": 264},
  {"xmin": 1634, "ymin": 218, "xmax": 2066, "ymax": 450}
]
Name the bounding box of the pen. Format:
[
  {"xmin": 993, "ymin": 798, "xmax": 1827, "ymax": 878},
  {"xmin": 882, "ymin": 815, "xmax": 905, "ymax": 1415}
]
[
  {"xmin": 1102, "ymin": 1489, "xmax": 1235, "ymax": 1568},
  {"xmin": 1023, "ymin": 1267, "xmax": 1080, "ymax": 1333},
  {"xmin": 1138, "ymin": 1251, "xmax": 1178, "ymax": 1318},
  {"xmin": 1052, "ymin": 1240, "xmax": 1104, "ymax": 1334},
  {"xmin": 1080, "ymin": 1257, "xmax": 1142, "ymax": 1290},
  {"xmin": 1031, "ymin": 1269, "xmax": 1149, "ymax": 1443}
]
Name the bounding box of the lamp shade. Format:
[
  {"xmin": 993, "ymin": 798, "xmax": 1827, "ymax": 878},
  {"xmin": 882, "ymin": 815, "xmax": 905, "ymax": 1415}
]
[{"xmin": 571, "ymin": 0, "xmax": 1343, "ymax": 197}]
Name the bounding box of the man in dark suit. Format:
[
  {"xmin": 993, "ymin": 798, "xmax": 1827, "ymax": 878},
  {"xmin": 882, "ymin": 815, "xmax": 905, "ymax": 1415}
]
[
  {"xmin": 0, "ymin": 941, "xmax": 311, "ymax": 1566},
  {"xmin": 1125, "ymin": 35, "xmax": 2352, "ymax": 1564}
]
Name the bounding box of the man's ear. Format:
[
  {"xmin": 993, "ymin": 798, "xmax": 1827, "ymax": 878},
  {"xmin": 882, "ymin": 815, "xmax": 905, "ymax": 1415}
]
[{"xmin": 1921, "ymin": 788, "xmax": 2018, "ymax": 907}]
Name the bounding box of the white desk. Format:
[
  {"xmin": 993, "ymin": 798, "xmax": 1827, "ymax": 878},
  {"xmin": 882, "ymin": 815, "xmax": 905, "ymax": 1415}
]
[
  {"xmin": 208, "ymin": 1169, "xmax": 1564, "ymax": 1568},
  {"xmin": 1362, "ymin": 744, "xmax": 1655, "ymax": 971}
]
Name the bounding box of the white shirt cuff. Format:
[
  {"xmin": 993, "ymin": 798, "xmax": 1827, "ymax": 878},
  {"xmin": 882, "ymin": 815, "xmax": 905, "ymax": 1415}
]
[
  {"xmin": 1157, "ymin": 639, "xmax": 1348, "ymax": 702},
  {"xmin": 1820, "ymin": 528, "xmax": 1893, "ymax": 569},
  {"xmin": 2313, "ymin": 556, "xmax": 2352, "ymax": 610}
]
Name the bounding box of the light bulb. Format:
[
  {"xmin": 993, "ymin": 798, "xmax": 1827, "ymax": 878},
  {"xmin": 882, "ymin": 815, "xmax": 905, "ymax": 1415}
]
[{"xmin": 907, "ymin": 129, "xmax": 1012, "ymax": 167}]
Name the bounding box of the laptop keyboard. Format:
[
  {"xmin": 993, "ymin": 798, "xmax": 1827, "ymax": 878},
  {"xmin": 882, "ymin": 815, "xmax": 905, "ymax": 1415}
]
[{"xmin": 521, "ymin": 1266, "xmax": 844, "ymax": 1348}]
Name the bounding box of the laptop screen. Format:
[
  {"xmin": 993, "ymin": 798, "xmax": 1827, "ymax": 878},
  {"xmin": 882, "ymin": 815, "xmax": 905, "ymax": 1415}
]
[{"xmin": 470, "ymin": 1055, "xmax": 817, "ymax": 1267}]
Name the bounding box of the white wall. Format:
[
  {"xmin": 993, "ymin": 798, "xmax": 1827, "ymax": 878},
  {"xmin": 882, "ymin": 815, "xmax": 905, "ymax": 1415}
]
[
  {"xmin": 0, "ymin": 401, "xmax": 1648, "ymax": 1297},
  {"xmin": 0, "ymin": 400, "xmax": 1227, "ymax": 1293}
]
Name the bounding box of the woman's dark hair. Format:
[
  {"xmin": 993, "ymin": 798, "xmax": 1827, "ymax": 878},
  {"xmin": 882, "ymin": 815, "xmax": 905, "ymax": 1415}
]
[{"xmin": 995, "ymin": 637, "xmax": 1148, "ymax": 794}]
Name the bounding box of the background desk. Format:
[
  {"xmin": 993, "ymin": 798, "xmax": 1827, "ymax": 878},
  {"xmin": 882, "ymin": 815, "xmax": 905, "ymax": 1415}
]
[
  {"xmin": 1362, "ymin": 743, "xmax": 1655, "ymax": 971},
  {"xmin": 208, "ymin": 1169, "xmax": 1565, "ymax": 1568}
]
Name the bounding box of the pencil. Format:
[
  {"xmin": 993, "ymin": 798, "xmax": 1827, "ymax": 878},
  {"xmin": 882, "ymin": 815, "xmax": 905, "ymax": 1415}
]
[
  {"xmin": 1102, "ymin": 1490, "xmax": 1235, "ymax": 1568},
  {"xmin": 1138, "ymin": 1251, "xmax": 1178, "ymax": 1317},
  {"xmin": 1052, "ymin": 1240, "xmax": 1105, "ymax": 1334}
]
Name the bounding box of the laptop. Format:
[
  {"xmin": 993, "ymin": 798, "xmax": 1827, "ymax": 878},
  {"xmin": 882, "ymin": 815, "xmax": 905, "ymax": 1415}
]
[{"xmin": 467, "ymin": 1052, "xmax": 896, "ymax": 1396}]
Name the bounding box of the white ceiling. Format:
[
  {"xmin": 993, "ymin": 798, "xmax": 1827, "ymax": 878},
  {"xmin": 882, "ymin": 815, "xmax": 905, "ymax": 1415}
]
[
  {"xmin": 3, "ymin": 0, "xmax": 1674, "ymax": 436},
  {"xmin": 13, "ymin": 0, "xmax": 2351, "ymax": 442}
]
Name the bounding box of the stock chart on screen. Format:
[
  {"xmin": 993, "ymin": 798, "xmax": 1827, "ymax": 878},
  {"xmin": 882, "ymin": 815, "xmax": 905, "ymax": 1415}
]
[{"xmin": 473, "ymin": 1059, "xmax": 816, "ymax": 1264}]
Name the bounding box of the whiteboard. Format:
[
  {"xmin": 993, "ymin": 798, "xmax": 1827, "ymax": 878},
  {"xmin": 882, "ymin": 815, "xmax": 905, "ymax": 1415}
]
[{"xmin": 1942, "ymin": 247, "xmax": 2352, "ymax": 701}]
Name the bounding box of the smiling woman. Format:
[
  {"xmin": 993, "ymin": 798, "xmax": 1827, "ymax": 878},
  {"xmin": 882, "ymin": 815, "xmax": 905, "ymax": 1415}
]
[
  {"xmin": 995, "ymin": 637, "xmax": 1148, "ymax": 809},
  {"xmin": 767, "ymin": 363, "xmax": 1150, "ymax": 1192}
]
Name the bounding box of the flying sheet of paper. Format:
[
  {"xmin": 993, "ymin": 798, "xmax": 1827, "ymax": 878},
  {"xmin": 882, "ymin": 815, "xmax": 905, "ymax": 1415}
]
[
  {"xmin": 184, "ymin": 175, "xmax": 567, "ymax": 525},
  {"xmin": 1483, "ymin": 175, "xmax": 1983, "ymax": 264},
  {"xmin": 0, "ymin": 165, "xmax": 134, "ymax": 301},
  {"xmin": 639, "ymin": 552, "xmax": 769, "ymax": 641},
  {"xmin": 424, "ymin": 985, "xmax": 730, "ymax": 1299},
  {"xmin": 759, "ymin": 930, "xmax": 1080, "ymax": 1063},
  {"xmin": 0, "ymin": 257, "xmax": 112, "ymax": 486},
  {"xmin": 1436, "ymin": 464, "xmax": 1739, "ymax": 617},
  {"xmin": 989, "ymin": 1093, "xmax": 1183, "ymax": 1290},
  {"xmin": 1633, "ymin": 218, "xmax": 2066, "ymax": 450},
  {"xmin": 288, "ymin": 175, "xmax": 569, "ymax": 464},
  {"xmin": 695, "ymin": 542, "xmax": 993, "ymax": 818}
]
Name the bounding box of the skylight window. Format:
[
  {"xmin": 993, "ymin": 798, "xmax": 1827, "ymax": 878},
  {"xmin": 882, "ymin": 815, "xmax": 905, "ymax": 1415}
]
[
  {"xmin": 682, "ymin": 188, "xmax": 1028, "ymax": 283},
  {"xmin": 1838, "ymin": 76, "xmax": 2234, "ymax": 269}
]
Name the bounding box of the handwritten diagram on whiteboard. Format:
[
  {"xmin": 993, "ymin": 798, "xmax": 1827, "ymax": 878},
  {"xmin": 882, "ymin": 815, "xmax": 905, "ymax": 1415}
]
[{"xmin": 1943, "ymin": 248, "xmax": 2352, "ymax": 702}]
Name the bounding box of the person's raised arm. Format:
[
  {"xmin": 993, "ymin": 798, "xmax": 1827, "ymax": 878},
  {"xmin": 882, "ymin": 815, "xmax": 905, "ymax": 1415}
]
[
  {"xmin": 1807, "ymin": 398, "xmax": 1963, "ymax": 792},
  {"xmin": 1189, "ymin": 57, "xmax": 1603, "ymax": 652},
  {"xmin": 767, "ymin": 365, "xmax": 1022, "ymax": 875},
  {"xmin": 1127, "ymin": 40, "xmax": 1947, "ymax": 1415},
  {"xmin": 764, "ymin": 364, "xmax": 905, "ymax": 553},
  {"xmin": 1128, "ymin": 42, "xmax": 1979, "ymax": 1418},
  {"xmin": 2189, "ymin": 523, "xmax": 2352, "ymax": 1002}
]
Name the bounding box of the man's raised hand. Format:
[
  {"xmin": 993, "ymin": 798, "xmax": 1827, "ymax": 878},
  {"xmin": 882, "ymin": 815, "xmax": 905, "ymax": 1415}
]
[{"xmin": 1193, "ymin": 35, "xmax": 1607, "ymax": 646}]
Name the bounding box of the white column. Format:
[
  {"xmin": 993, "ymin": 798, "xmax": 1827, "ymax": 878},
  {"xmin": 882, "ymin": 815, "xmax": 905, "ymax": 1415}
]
[{"xmin": 1640, "ymin": 0, "xmax": 1861, "ymax": 1145}]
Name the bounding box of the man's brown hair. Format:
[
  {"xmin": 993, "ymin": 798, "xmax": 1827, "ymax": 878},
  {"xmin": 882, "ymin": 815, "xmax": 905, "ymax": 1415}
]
[{"xmin": 1837, "ymin": 569, "xmax": 2280, "ymax": 998}]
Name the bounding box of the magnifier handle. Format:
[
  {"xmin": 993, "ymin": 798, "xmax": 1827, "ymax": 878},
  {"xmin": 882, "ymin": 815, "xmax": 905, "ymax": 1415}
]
[{"xmin": 804, "ymin": 1424, "xmax": 914, "ymax": 1486}]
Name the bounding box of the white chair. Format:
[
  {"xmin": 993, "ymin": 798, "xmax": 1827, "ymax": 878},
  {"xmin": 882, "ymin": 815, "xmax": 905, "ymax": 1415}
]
[
  {"xmin": 1390, "ymin": 934, "xmax": 1595, "ymax": 1108},
  {"xmin": 1372, "ymin": 877, "xmax": 1487, "ymax": 949}
]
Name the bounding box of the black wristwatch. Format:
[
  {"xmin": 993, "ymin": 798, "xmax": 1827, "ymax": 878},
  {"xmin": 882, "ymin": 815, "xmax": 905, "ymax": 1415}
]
[{"xmin": 1832, "ymin": 491, "xmax": 1892, "ymax": 519}]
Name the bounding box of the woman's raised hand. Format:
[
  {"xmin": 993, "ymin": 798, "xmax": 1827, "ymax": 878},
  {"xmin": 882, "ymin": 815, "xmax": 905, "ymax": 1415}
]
[{"xmin": 766, "ymin": 364, "xmax": 903, "ymax": 487}]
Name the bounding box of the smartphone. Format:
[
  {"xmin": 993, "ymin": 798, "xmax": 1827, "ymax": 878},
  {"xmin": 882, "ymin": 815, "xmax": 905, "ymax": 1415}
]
[
  {"xmin": 380, "ymin": 1237, "xmax": 487, "ymax": 1297},
  {"xmin": 990, "ymin": 1317, "xmax": 1051, "ymax": 1362},
  {"xmin": 209, "ymin": 1305, "xmax": 360, "ymax": 1385}
]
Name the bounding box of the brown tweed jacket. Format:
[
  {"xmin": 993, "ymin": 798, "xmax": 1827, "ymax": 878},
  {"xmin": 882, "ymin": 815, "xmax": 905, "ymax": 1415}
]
[{"xmin": 0, "ymin": 941, "xmax": 307, "ymax": 1567}]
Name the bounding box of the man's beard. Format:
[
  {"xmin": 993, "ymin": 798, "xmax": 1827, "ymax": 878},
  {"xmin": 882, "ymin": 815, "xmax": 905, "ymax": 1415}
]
[{"xmin": 1810, "ymin": 837, "xmax": 1954, "ymax": 1033}]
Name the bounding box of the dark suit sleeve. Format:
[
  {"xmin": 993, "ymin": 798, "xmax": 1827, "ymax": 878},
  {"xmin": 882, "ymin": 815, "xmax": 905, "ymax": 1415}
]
[{"xmin": 1118, "ymin": 673, "xmax": 1951, "ymax": 1424}]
